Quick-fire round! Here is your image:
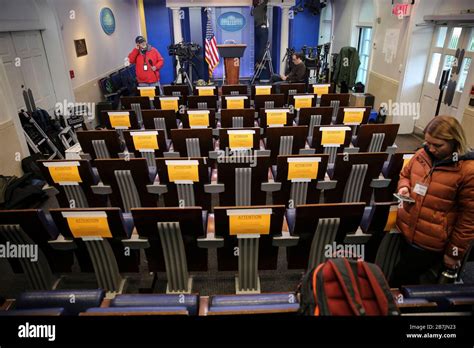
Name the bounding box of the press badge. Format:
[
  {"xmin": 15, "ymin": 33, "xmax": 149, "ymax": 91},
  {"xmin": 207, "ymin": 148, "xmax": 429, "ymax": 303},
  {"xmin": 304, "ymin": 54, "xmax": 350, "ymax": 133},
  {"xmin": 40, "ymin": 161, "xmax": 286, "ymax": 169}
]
[
  {"xmin": 143, "ymin": 64, "xmax": 148, "ymax": 71},
  {"xmin": 413, "ymin": 183, "xmax": 428, "ymax": 196}
]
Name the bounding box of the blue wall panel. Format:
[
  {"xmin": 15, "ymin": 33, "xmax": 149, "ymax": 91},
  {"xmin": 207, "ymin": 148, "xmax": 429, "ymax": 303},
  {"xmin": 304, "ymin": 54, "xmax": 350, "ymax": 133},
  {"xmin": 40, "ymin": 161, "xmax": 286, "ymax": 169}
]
[
  {"xmin": 290, "ymin": 10, "xmax": 320, "ymax": 50},
  {"xmin": 143, "ymin": 0, "xmax": 174, "ymax": 84}
]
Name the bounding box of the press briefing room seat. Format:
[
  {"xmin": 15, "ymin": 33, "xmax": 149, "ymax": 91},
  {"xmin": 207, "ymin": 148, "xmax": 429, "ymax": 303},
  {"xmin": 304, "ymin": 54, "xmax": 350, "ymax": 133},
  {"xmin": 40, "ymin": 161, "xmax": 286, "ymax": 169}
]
[
  {"xmin": 222, "ymin": 84, "xmax": 248, "ymax": 96},
  {"xmin": 152, "ymin": 157, "xmax": 212, "ymax": 210},
  {"xmin": 180, "ymin": 109, "xmax": 216, "ymax": 129},
  {"xmin": 213, "ymin": 205, "xmax": 286, "ymax": 293},
  {"xmin": 220, "ymin": 108, "xmax": 256, "ymax": 128},
  {"xmin": 216, "ymin": 127, "xmax": 262, "ymax": 154},
  {"xmin": 264, "ymin": 126, "xmax": 309, "ymax": 164},
  {"xmin": 297, "ymin": 106, "xmax": 333, "ymax": 137},
  {"xmin": 130, "ymin": 207, "xmax": 208, "ymax": 293},
  {"xmin": 276, "ymin": 83, "xmax": 307, "ymax": 104},
  {"xmin": 0, "ymin": 210, "xmax": 75, "ymax": 290},
  {"xmin": 319, "ymin": 93, "xmax": 350, "ymax": 120},
  {"xmin": 309, "ymin": 125, "xmax": 353, "ymax": 164},
  {"xmin": 120, "ymin": 96, "xmax": 152, "ymax": 110},
  {"xmin": 38, "ymin": 159, "xmax": 106, "ymax": 208},
  {"xmin": 254, "ymin": 94, "xmax": 285, "ymax": 113},
  {"xmin": 93, "ymin": 158, "xmax": 158, "ymax": 212},
  {"xmin": 163, "ymin": 84, "xmax": 189, "ymax": 104},
  {"xmin": 374, "ymin": 152, "xmax": 414, "ymax": 202},
  {"xmin": 259, "ymin": 108, "xmax": 294, "ymax": 132},
  {"xmin": 49, "ymin": 207, "xmax": 139, "ymax": 292},
  {"xmin": 141, "ymin": 109, "xmax": 178, "ymax": 141},
  {"xmin": 211, "ymin": 155, "xmax": 275, "ymax": 206},
  {"xmin": 76, "ymin": 130, "xmax": 123, "ymax": 159},
  {"xmin": 325, "ymin": 152, "xmax": 388, "ymax": 204},
  {"xmin": 170, "ymin": 128, "xmax": 214, "ymax": 158},
  {"xmin": 187, "ymin": 95, "xmax": 218, "ymax": 110},
  {"xmin": 221, "ymin": 95, "xmax": 251, "ymax": 109},
  {"xmin": 285, "ymin": 202, "xmax": 366, "ymax": 270},
  {"xmin": 272, "ymin": 154, "xmax": 330, "ymax": 206},
  {"xmin": 352, "ymin": 123, "xmax": 400, "ymax": 153},
  {"xmin": 122, "ymin": 129, "xmax": 168, "ymax": 167},
  {"xmin": 101, "ymin": 109, "xmax": 140, "ymax": 130},
  {"xmin": 200, "ymin": 293, "xmax": 299, "ymax": 315}
]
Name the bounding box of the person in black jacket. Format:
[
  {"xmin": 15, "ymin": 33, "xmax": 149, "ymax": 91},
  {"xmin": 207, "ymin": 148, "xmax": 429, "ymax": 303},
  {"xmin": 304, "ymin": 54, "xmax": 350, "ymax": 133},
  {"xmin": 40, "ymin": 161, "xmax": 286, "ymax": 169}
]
[{"xmin": 270, "ymin": 52, "xmax": 306, "ymax": 92}]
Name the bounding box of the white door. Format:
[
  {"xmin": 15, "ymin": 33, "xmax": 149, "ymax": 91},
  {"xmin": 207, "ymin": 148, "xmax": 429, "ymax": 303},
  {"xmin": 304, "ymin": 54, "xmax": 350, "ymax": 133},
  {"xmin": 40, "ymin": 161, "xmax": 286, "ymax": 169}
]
[
  {"xmin": 417, "ymin": 26, "xmax": 474, "ymax": 129},
  {"xmin": 0, "ymin": 30, "xmax": 57, "ymax": 114}
]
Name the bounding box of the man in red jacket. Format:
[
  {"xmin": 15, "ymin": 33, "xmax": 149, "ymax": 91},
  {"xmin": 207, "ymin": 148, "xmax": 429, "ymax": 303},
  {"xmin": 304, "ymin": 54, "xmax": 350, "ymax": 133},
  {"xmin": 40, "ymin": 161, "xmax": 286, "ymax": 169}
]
[{"xmin": 128, "ymin": 36, "xmax": 164, "ymax": 94}]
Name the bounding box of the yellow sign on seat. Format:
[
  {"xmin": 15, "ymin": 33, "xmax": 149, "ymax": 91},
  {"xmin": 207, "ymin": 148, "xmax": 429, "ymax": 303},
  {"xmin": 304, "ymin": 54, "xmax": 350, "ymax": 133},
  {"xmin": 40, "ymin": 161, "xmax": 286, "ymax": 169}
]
[
  {"xmin": 131, "ymin": 131, "xmax": 159, "ymax": 151},
  {"xmin": 197, "ymin": 87, "xmax": 215, "ymax": 96},
  {"xmin": 159, "ymin": 97, "xmax": 179, "ymax": 111},
  {"xmin": 108, "ymin": 112, "xmax": 131, "ymax": 129},
  {"xmin": 226, "ymin": 97, "xmax": 247, "ymax": 109},
  {"xmin": 313, "ymin": 84, "xmax": 330, "ymax": 95},
  {"xmin": 228, "ymin": 130, "xmax": 255, "ymax": 150},
  {"xmin": 255, "ymin": 85, "xmax": 272, "ymax": 95},
  {"xmin": 165, "ymin": 160, "xmax": 199, "ymax": 182},
  {"xmin": 43, "ymin": 161, "xmax": 82, "ymax": 184},
  {"xmin": 343, "ymin": 108, "xmax": 365, "ymax": 125},
  {"xmin": 188, "ymin": 110, "xmax": 210, "ymax": 128},
  {"xmin": 138, "ymin": 86, "xmax": 156, "ymax": 98},
  {"xmin": 227, "ymin": 208, "xmax": 272, "ymax": 235},
  {"xmin": 287, "ymin": 157, "xmax": 321, "ymax": 181},
  {"xmin": 63, "ymin": 211, "xmax": 112, "ymax": 238},
  {"xmin": 294, "ymin": 95, "xmax": 314, "ymax": 110},
  {"xmin": 266, "ymin": 109, "xmax": 289, "ymax": 126},
  {"xmin": 320, "ymin": 126, "xmax": 351, "ymax": 146}
]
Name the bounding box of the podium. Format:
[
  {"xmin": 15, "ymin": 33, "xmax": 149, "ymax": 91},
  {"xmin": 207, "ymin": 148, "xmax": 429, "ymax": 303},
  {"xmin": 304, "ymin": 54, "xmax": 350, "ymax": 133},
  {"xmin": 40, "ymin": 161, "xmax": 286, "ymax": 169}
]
[{"xmin": 217, "ymin": 44, "xmax": 246, "ymax": 85}]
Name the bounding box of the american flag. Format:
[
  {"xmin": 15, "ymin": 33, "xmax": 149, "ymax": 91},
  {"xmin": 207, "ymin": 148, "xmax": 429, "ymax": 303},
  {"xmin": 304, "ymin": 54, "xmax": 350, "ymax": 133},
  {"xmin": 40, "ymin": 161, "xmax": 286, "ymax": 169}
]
[{"xmin": 205, "ymin": 8, "xmax": 219, "ymax": 77}]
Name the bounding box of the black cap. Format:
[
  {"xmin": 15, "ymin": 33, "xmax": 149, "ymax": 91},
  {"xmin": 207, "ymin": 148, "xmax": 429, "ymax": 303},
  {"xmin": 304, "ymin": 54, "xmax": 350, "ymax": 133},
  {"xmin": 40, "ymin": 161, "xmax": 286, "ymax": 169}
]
[{"xmin": 135, "ymin": 36, "xmax": 146, "ymax": 44}]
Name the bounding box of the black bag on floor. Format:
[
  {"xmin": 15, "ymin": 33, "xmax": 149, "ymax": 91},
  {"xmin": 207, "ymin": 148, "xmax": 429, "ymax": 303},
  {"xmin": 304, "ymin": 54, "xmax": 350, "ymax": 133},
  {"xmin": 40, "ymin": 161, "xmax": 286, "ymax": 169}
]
[{"xmin": 0, "ymin": 173, "xmax": 47, "ymax": 210}]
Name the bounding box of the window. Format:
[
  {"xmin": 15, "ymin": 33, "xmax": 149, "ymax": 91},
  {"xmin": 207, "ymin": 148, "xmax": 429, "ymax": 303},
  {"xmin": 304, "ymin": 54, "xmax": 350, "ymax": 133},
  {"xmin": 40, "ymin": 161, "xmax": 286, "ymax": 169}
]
[
  {"xmin": 468, "ymin": 28, "xmax": 474, "ymax": 52},
  {"xmin": 443, "ymin": 55, "xmax": 456, "ymax": 71},
  {"xmin": 356, "ymin": 27, "xmax": 372, "ymax": 86},
  {"xmin": 456, "ymin": 57, "xmax": 471, "ymax": 92},
  {"xmin": 427, "ymin": 53, "xmax": 441, "ymax": 84},
  {"xmin": 448, "ymin": 27, "xmax": 462, "ymax": 49},
  {"xmin": 435, "ymin": 26, "xmax": 447, "ymax": 47}
]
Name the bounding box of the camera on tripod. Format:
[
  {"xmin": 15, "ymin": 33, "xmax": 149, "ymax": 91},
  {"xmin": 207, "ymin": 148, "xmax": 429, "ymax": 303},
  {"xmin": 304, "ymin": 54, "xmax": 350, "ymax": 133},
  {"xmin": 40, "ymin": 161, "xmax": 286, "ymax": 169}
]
[{"xmin": 168, "ymin": 42, "xmax": 201, "ymax": 61}]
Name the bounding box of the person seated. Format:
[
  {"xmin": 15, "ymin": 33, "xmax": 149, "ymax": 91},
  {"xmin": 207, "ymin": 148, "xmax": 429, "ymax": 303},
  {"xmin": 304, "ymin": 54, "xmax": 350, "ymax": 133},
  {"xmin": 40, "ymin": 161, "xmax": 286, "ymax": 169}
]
[{"xmin": 270, "ymin": 52, "xmax": 306, "ymax": 92}]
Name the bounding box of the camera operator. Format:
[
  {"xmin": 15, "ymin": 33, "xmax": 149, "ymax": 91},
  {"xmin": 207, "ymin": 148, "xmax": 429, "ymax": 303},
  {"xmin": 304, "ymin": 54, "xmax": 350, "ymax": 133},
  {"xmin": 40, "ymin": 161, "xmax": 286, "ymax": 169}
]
[
  {"xmin": 270, "ymin": 52, "xmax": 306, "ymax": 92},
  {"xmin": 128, "ymin": 36, "xmax": 164, "ymax": 94}
]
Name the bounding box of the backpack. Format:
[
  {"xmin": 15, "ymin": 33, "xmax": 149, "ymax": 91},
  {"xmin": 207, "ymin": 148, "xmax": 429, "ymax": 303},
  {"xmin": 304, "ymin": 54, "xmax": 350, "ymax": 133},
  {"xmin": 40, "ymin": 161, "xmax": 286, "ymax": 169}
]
[{"xmin": 298, "ymin": 258, "xmax": 400, "ymax": 316}]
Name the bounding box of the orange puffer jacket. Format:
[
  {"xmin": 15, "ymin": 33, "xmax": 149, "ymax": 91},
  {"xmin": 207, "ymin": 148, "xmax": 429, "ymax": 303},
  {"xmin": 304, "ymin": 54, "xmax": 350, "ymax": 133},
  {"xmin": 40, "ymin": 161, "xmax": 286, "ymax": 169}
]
[{"xmin": 396, "ymin": 147, "xmax": 474, "ymax": 260}]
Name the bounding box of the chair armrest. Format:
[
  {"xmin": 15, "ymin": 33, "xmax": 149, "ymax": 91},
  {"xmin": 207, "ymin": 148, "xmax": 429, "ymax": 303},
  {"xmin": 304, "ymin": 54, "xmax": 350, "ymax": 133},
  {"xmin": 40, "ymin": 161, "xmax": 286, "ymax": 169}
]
[
  {"xmin": 48, "ymin": 234, "xmax": 77, "ymax": 251},
  {"xmin": 91, "ymin": 183, "xmax": 113, "ymax": 195},
  {"xmin": 316, "ymin": 180, "xmax": 337, "ymax": 190},
  {"xmin": 370, "ymin": 178, "xmax": 391, "ymax": 188}
]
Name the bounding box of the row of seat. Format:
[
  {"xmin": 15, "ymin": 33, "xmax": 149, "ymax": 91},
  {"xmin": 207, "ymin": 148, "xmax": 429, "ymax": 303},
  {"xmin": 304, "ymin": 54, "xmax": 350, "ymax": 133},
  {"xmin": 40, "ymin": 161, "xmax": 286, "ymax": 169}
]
[
  {"xmin": 0, "ymin": 202, "xmax": 403, "ymax": 294},
  {"xmin": 40, "ymin": 151, "xmax": 413, "ymax": 212},
  {"xmin": 0, "ymin": 290, "xmax": 297, "ymax": 316},
  {"xmin": 77, "ymin": 122, "xmax": 399, "ymax": 165},
  {"xmin": 2, "ymin": 283, "xmax": 473, "ymax": 316}
]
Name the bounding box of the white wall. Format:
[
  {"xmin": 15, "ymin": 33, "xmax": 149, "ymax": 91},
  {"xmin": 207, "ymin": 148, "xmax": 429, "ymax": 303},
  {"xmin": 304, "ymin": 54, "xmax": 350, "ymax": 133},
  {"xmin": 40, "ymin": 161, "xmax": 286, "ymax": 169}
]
[{"xmin": 51, "ymin": 0, "xmax": 141, "ymax": 90}]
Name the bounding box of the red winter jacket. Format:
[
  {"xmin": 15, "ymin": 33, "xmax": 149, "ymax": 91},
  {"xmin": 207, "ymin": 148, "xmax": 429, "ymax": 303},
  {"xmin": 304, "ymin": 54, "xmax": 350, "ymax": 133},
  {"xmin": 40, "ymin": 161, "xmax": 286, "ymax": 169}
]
[{"xmin": 128, "ymin": 45, "xmax": 164, "ymax": 83}]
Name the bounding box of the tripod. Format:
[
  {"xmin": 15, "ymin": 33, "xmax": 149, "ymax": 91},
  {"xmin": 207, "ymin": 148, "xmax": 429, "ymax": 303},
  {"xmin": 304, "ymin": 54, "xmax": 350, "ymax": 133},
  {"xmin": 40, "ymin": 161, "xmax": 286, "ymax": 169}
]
[
  {"xmin": 251, "ymin": 42, "xmax": 274, "ymax": 84},
  {"xmin": 174, "ymin": 57, "xmax": 194, "ymax": 91}
]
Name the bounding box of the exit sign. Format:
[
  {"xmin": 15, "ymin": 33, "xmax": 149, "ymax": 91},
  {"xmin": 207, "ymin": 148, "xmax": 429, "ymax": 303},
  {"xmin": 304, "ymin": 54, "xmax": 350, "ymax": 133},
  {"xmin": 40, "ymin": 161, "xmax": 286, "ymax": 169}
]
[{"xmin": 392, "ymin": 3, "xmax": 412, "ymax": 17}]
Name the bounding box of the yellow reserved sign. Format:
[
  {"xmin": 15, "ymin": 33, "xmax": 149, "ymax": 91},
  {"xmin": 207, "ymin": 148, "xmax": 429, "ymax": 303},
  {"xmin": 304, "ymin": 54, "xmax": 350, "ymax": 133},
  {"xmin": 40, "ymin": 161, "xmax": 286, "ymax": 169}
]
[
  {"xmin": 384, "ymin": 208, "xmax": 398, "ymax": 231},
  {"xmin": 266, "ymin": 110, "xmax": 287, "ymax": 126},
  {"xmin": 188, "ymin": 111, "xmax": 209, "ymax": 128},
  {"xmin": 287, "ymin": 158, "xmax": 320, "ymax": 180},
  {"xmin": 48, "ymin": 165, "xmax": 82, "ymax": 183},
  {"xmin": 226, "ymin": 98, "xmax": 244, "ymax": 109},
  {"xmin": 166, "ymin": 160, "xmax": 199, "ymax": 182},
  {"xmin": 313, "ymin": 85, "xmax": 329, "ymax": 95},
  {"xmin": 228, "ymin": 209, "xmax": 271, "ymax": 235},
  {"xmin": 198, "ymin": 88, "xmax": 214, "ymax": 96},
  {"xmin": 228, "ymin": 131, "xmax": 254, "ymax": 149},
  {"xmin": 64, "ymin": 213, "xmax": 112, "ymax": 238},
  {"xmin": 160, "ymin": 98, "xmax": 179, "ymax": 111},
  {"xmin": 294, "ymin": 97, "xmax": 313, "ymax": 110},
  {"xmin": 343, "ymin": 108, "xmax": 364, "ymax": 125},
  {"xmin": 109, "ymin": 113, "xmax": 131, "ymax": 128},
  {"xmin": 321, "ymin": 128, "xmax": 348, "ymax": 146},
  {"xmin": 132, "ymin": 132, "xmax": 159, "ymax": 150},
  {"xmin": 139, "ymin": 88, "xmax": 156, "ymax": 98},
  {"xmin": 255, "ymin": 86, "xmax": 271, "ymax": 95}
]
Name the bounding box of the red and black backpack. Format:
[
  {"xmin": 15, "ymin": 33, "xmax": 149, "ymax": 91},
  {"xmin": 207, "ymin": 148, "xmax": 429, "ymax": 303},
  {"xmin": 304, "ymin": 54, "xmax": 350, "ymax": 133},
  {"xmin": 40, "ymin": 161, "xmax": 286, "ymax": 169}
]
[{"xmin": 298, "ymin": 258, "xmax": 400, "ymax": 316}]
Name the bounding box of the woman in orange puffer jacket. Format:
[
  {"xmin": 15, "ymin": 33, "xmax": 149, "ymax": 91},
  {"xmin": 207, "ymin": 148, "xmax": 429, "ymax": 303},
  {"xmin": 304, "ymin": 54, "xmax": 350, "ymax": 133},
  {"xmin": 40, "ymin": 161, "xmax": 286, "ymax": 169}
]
[{"xmin": 391, "ymin": 115, "xmax": 474, "ymax": 287}]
